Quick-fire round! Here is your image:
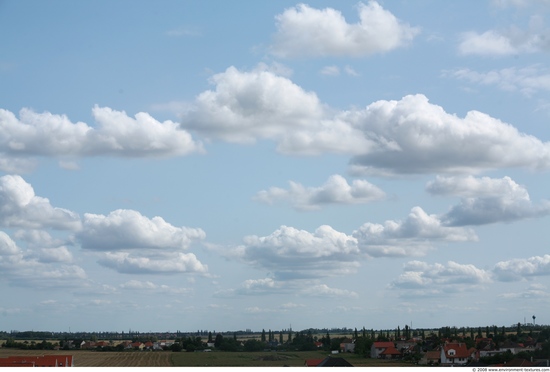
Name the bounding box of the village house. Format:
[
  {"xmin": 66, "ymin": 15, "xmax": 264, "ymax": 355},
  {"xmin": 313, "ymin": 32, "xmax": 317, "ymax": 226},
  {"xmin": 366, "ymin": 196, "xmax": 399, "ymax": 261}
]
[
  {"xmin": 440, "ymin": 342, "xmax": 473, "ymax": 366},
  {"xmin": 370, "ymin": 341, "xmax": 401, "ymax": 359}
]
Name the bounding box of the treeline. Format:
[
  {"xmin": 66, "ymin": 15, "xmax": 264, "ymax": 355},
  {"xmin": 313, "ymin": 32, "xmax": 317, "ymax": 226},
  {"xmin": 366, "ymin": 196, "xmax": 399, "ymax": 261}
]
[{"xmin": 2, "ymin": 338, "xmax": 56, "ymax": 350}]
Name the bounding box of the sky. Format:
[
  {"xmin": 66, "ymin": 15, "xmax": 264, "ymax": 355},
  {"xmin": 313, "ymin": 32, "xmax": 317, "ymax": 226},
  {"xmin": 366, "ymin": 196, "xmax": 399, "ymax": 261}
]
[{"xmin": 1, "ymin": 0, "xmax": 550, "ymax": 334}]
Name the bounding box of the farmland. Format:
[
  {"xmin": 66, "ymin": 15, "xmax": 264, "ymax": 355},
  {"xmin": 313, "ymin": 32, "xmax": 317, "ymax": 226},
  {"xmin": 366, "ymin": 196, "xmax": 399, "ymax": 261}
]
[
  {"xmin": 0, "ymin": 348, "xmax": 413, "ymax": 367},
  {"xmin": 0, "ymin": 349, "xmax": 172, "ymax": 367},
  {"xmin": 171, "ymin": 350, "xmax": 411, "ymax": 367}
]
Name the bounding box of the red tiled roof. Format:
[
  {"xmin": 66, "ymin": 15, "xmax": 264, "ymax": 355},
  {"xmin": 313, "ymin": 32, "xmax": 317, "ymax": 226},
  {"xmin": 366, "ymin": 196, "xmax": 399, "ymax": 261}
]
[
  {"xmin": 373, "ymin": 342, "xmax": 395, "ymax": 348},
  {"xmin": 305, "ymin": 358, "xmax": 324, "ymax": 367},
  {"xmin": 381, "ymin": 346, "xmax": 401, "ymax": 355},
  {"xmin": 444, "ymin": 343, "xmax": 470, "ymax": 359}
]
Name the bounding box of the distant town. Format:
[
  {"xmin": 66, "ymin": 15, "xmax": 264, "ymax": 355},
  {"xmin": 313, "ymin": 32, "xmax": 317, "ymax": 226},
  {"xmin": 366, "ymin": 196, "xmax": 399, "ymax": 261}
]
[{"xmin": 1, "ymin": 320, "xmax": 549, "ymax": 367}]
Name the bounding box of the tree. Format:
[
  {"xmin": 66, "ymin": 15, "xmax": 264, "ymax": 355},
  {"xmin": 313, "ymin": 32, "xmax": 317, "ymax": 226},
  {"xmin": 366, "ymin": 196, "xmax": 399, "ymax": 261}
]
[
  {"xmin": 208, "ymin": 332, "xmax": 213, "ymax": 343},
  {"xmin": 244, "ymin": 339, "xmax": 265, "ymax": 352},
  {"xmin": 214, "ymin": 333, "xmax": 223, "ymax": 348},
  {"xmin": 279, "ymin": 331, "xmax": 283, "ymax": 344},
  {"xmin": 261, "ymin": 329, "xmax": 266, "ymax": 342},
  {"xmin": 354, "ymin": 337, "xmax": 373, "ymax": 357},
  {"xmin": 397, "ymin": 326, "xmax": 401, "ymax": 339}
]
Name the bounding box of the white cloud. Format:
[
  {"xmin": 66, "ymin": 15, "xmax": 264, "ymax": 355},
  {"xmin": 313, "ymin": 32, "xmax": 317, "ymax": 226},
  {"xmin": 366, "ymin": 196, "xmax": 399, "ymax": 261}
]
[
  {"xmin": 0, "ymin": 106, "xmax": 203, "ymax": 171},
  {"xmin": 344, "ymin": 65, "xmax": 360, "ymax": 76},
  {"xmin": 183, "ymin": 67, "xmax": 550, "ymax": 174},
  {"xmin": 235, "ymin": 278, "xmax": 284, "ymax": 295},
  {"xmin": 0, "ymin": 231, "xmax": 87, "ymax": 288},
  {"xmin": 320, "ymin": 65, "xmax": 340, "ymax": 76},
  {"xmin": 36, "ymin": 246, "xmax": 73, "ymax": 263},
  {"xmin": 348, "ymin": 94, "xmax": 550, "ymax": 175},
  {"xmin": 233, "ymin": 225, "xmax": 360, "ymax": 280},
  {"xmin": 301, "ymin": 284, "xmax": 358, "ymax": 298},
  {"xmin": 270, "ymin": 1, "xmax": 419, "ymax": 58},
  {"xmin": 427, "ymin": 175, "xmax": 550, "ymax": 226},
  {"xmin": 98, "ymin": 251, "xmax": 208, "ymax": 275},
  {"xmin": 231, "ymin": 206, "xmax": 476, "ymax": 278},
  {"xmin": 498, "ymin": 283, "xmax": 550, "ymax": 299},
  {"xmin": 448, "ymin": 65, "xmax": 550, "ymax": 96},
  {"xmin": 0, "ymin": 175, "xmax": 81, "ymax": 230},
  {"xmin": 120, "ymin": 279, "xmax": 158, "ymax": 290},
  {"xmin": 254, "ymin": 174, "xmax": 385, "ymax": 211},
  {"xmin": 493, "ymin": 255, "xmax": 550, "ymax": 281},
  {"xmin": 78, "ymin": 209, "xmax": 205, "ymax": 251},
  {"xmin": 458, "ymin": 16, "xmax": 550, "ymax": 56},
  {"xmin": 352, "ymin": 207, "xmax": 478, "ymax": 257},
  {"xmin": 182, "ymin": 65, "xmax": 369, "ymax": 155},
  {"xmin": 390, "ymin": 260, "xmax": 492, "ymax": 297}
]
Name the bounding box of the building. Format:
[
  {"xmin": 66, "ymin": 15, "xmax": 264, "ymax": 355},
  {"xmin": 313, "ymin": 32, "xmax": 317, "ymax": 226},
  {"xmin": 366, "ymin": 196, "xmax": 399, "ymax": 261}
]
[
  {"xmin": 440, "ymin": 343, "xmax": 471, "ymax": 366},
  {"xmin": 0, "ymin": 355, "xmax": 74, "ymax": 367}
]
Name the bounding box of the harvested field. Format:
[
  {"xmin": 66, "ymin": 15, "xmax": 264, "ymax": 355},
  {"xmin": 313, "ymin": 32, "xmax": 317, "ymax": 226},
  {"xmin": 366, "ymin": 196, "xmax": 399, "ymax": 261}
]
[
  {"xmin": 0, "ymin": 349, "xmax": 172, "ymax": 367},
  {"xmin": 171, "ymin": 350, "xmax": 413, "ymax": 367}
]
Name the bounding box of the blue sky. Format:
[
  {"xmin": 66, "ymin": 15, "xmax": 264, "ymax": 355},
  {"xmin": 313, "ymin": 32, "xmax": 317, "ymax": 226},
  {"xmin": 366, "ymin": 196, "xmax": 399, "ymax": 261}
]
[{"xmin": 1, "ymin": 0, "xmax": 550, "ymax": 333}]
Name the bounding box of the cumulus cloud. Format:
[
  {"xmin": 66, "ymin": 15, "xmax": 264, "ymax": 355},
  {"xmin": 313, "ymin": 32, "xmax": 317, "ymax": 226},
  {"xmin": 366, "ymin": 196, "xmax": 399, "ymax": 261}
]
[
  {"xmin": 427, "ymin": 175, "xmax": 550, "ymax": 225},
  {"xmin": 254, "ymin": 174, "xmax": 385, "ymax": 211},
  {"xmin": 301, "ymin": 284, "xmax": 358, "ymax": 298},
  {"xmin": 352, "ymin": 207, "xmax": 478, "ymax": 257},
  {"xmin": 447, "ymin": 65, "xmax": 550, "ymax": 96},
  {"xmin": 493, "ymin": 255, "xmax": 550, "ymax": 281},
  {"xmin": 389, "ymin": 260, "xmax": 492, "ymax": 297},
  {"xmin": 0, "ymin": 231, "xmax": 87, "ymax": 288},
  {"xmin": 181, "ymin": 65, "xmax": 369, "ymax": 155},
  {"xmin": 0, "ymin": 106, "xmax": 203, "ymax": 171},
  {"xmin": 458, "ymin": 16, "xmax": 550, "ymax": 55},
  {"xmin": 183, "ymin": 67, "xmax": 550, "ymax": 174},
  {"xmin": 231, "ymin": 207, "xmax": 475, "ymax": 278},
  {"xmin": 0, "ymin": 175, "xmax": 81, "ymax": 230},
  {"xmin": 78, "ymin": 209, "xmax": 205, "ymax": 251},
  {"xmin": 348, "ymin": 94, "xmax": 550, "ymax": 175},
  {"xmin": 270, "ymin": 1, "xmax": 419, "ymax": 58},
  {"xmin": 98, "ymin": 251, "xmax": 208, "ymax": 274},
  {"xmin": 233, "ymin": 225, "xmax": 360, "ymax": 280}
]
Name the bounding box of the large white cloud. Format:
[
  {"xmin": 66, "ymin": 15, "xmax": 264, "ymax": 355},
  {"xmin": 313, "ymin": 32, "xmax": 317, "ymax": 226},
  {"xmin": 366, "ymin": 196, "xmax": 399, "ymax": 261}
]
[
  {"xmin": 231, "ymin": 207, "xmax": 476, "ymax": 279},
  {"xmin": 181, "ymin": 65, "xmax": 369, "ymax": 155},
  {"xmin": 427, "ymin": 175, "xmax": 550, "ymax": 225},
  {"xmin": 348, "ymin": 94, "xmax": 550, "ymax": 175},
  {"xmin": 254, "ymin": 174, "xmax": 385, "ymax": 211},
  {"xmin": 0, "ymin": 106, "xmax": 203, "ymax": 171},
  {"xmin": 493, "ymin": 255, "xmax": 550, "ymax": 281},
  {"xmin": 270, "ymin": 1, "xmax": 419, "ymax": 58},
  {"xmin": 78, "ymin": 209, "xmax": 205, "ymax": 251},
  {"xmin": 184, "ymin": 67, "xmax": 550, "ymax": 174},
  {"xmin": 0, "ymin": 175, "xmax": 81, "ymax": 230},
  {"xmin": 352, "ymin": 207, "xmax": 478, "ymax": 257},
  {"xmin": 233, "ymin": 225, "xmax": 360, "ymax": 280}
]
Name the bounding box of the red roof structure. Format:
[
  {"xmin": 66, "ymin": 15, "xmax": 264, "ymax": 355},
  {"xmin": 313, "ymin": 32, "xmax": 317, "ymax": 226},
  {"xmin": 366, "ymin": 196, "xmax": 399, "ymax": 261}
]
[{"xmin": 0, "ymin": 355, "xmax": 74, "ymax": 367}]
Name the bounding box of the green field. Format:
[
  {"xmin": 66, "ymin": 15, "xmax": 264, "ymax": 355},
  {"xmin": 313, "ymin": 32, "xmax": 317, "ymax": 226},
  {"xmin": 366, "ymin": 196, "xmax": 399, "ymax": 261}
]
[{"xmin": 170, "ymin": 350, "xmax": 413, "ymax": 367}]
